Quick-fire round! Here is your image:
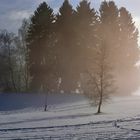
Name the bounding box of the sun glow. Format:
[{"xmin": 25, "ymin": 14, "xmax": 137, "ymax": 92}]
[{"xmin": 133, "ymin": 87, "xmax": 140, "ymax": 96}]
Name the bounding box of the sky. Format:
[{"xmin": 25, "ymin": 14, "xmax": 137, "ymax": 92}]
[{"xmin": 0, "ymin": 0, "xmax": 140, "ymax": 42}]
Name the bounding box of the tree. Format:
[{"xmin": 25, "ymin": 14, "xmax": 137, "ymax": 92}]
[
  {"xmin": 75, "ymin": 0, "xmax": 99, "ymax": 86},
  {"xmin": 99, "ymin": 1, "xmax": 140, "ymax": 95},
  {"xmin": 81, "ymin": 43, "xmax": 115, "ymax": 114},
  {"xmin": 0, "ymin": 30, "xmax": 18, "ymax": 92},
  {"xmin": 76, "ymin": 0, "xmax": 98, "ymax": 44},
  {"xmin": 0, "ymin": 31, "xmax": 12, "ymax": 92},
  {"xmin": 26, "ymin": 2, "xmax": 56, "ymax": 92},
  {"xmin": 55, "ymin": 0, "xmax": 76, "ymax": 92},
  {"xmin": 55, "ymin": 0, "xmax": 99, "ymax": 93},
  {"xmin": 80, "ymin": 1, "xmax": 118, "ymax": 113},
  {"xmin": 18, "ymin": 19, "xmax": 30, "ymax": 92},
  {"xmin": 115, "ymin": 7, "xmax": 140, "ymax": 94},
  {"xmin": 119, "ymin": 7, "xmax": 139, "ymax": 70},
  {"xmin": 99, "ymin": 0, "xmax": 120, "ymax": 65}
]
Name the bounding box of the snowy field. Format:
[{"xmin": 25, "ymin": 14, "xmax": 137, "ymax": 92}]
[{"xmin": 1, "ymin": 94, "xmax": 140, "ymax": 139}]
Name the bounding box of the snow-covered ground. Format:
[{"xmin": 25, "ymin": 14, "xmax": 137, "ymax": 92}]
[{"xmin": 1, "ymin": 94, "xmax": 140, "ymax": 139}]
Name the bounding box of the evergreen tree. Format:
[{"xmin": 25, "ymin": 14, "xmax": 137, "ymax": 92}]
[
  {"xmin": 78, "ymin": 1, "xmax": 115, "ymax": 113},
  {"xmin": 99, "ymin": 0, "xmax": 120, "ymax": 65},
  {"xmin": 116, "ymin": 7, "xmax": 140, "ymax": 94},
  {"xmin": 76, "ymin": 0, "xmax": 98, "ymax": 38},
  {"xmin": 55, "ymin": 0, "xmax": 76, "ymax": 92},
  {"xmin": 99, "ymin": 1, "xmax": 140, "ymax": 95},
  {"xmin": 26, "ymin": 2, "xmax": 56, "ymax": 92},
  {"xmin": 119, "ymin": 7, "xmax": 139, "ymax": 71},
  {"xmin": 76, "ymin": 0, "xmax": 98, "ymax": 74},
  {"xmin": 99, "ymin": 1, "xmax": 139, "ymax": 73}
]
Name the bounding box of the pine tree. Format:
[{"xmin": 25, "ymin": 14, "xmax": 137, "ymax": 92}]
[
  {"xmin": 26, "ymin": 2, "xmax": 55, "ymax": 92},
  {"xmin": 55, "ymin": 0, "xmax": 76, "ymax": 92},
  {"xmin": 99, "ymin": 0, "xmax": 120, "ymax": 64},
  {"xmin": 76, "ymin": 0, "xmax": 98, "ymax": 34},
  {"xmin": 119, "ymin": 7, "xmax": 139, "ymax": 71},
  {"xmin": 116, "ymin": 7, "xmax": 140, "ymax": 94},
  {"xmin": 99, "ymin": 1, "xmax": 140, "ymax": 95},
  {"xmin": 75, "ymin": 0, "xmax": 98, "ymax": 73}
]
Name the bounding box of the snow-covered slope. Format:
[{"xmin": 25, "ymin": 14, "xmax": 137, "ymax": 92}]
[
  {"xmin": 0, "ymin": 94, "xmax": 140, "ymax": 139},
  {"xmin": 0, "ymin": 93, "xmax": 85, "ymax": 111}
]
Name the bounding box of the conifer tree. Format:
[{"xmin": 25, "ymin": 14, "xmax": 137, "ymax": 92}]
[
  {"xmin": 79, "ymin": 1, "xmax": 115, "ymax": 113},
  {"xmin": 26, "ymin": 2, "xmax": 55, "ymax": 92},
  {"xmin": 99, "ymin": 1, "xmax": 140, "ymax": 95},
  {"xmin": 99, "ymin": 0, "xmax": 120, "ymax": 65},
  {"xmin": 75, "ymin": 0, "xmax": 99, "ymax": 70},
  {"xmin": 119, "ymin": 7, "xmax": 139, "ymax": 70},
  {"xmin": 55, "ymin": 0, "xmax": 76, "ymax": 92},
  {"xmin": 117, "ymin": 7, "xmax": 140, "ymax": 94}
]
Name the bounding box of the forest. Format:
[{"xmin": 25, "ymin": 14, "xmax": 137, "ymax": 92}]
[{"xmin": 0, "ymin": 0, "xmax": 139, "ymax": 113}]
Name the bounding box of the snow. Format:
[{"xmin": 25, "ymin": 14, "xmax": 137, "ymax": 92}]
[{"xmin": 0, "ymin": 94, "xmax": 140, "ymax": 139}]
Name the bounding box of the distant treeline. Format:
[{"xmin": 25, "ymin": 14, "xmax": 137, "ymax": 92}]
[{"xmin": 0, "ymin": 0, "xmax": 139, "ymax": 96}]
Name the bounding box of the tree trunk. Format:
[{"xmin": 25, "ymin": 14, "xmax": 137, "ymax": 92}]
[
  {"xmin": 44, "ymin": 93, "xmax": 48, "ymax": 111},
  {"xmin": 9, "ymin": 66, "xmax": 17, "ymax": 92},
  {"xmin": 97, "ymin": 63, "xmax": 103, "ymax": 114},
  {"xmin": 44, "ymin": 104, "xmax": 47, "ymax": 111},
  {"xmin": 97, "ymin": 91, "xmax": 103, "ymax": 114},
  {"xmin": 24, "ymin": 65, "xmax": 29, "ymax": 92},
  {"xmin": 7, "ymin": 44, "xmax": 17, "ymax": 92},
  {"xmin": 97, "ymin": 99, "xmax": 102, "ymax": 114}
]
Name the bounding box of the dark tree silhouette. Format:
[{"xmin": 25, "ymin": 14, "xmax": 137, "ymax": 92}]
[
  {"xmin": 119, "ymin": 7, "xmax": 139, "ymax": 70},
  {"xmin": 99, "ymin": 1, "xmax": 140, "ymax": 95},
  {"xmin": 75, "ymin": 0, "xmax": 98, "ymax": 77},
  {"xmin": 99, "ymin": 0, "xmax": 120, "ymax": 62},
  {"xmin": 55, "ymin": 0, "xmax": 76, "ymax": 92},
  {"xmin": 116, "ymin": 7, "xmax": 140, "ymax": 95},
  {"xmin": 26, "ymin": 2, "xmax": 55, "ymax": 92}
]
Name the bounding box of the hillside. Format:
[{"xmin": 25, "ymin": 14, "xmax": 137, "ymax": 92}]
[{"xmin": 0, "ymin": 94, "xmax": 140, "ymax": 139}]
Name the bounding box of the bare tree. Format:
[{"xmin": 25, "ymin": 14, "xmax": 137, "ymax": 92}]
[
  {"xmin": 18, "ymin": 19, "xmax": 31, "ymax": 92},
  {"xmin": 0, "ymin": 30, "xmax": 18, "ymax": 92},
  {"xmin": 81, "ymin": 43, "xmax": 115, "ymax": 114}
]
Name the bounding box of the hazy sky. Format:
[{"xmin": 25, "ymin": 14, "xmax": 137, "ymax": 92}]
[{"xmin": 0, "ymin": 0, "xmax": 140, "ymax": 41}]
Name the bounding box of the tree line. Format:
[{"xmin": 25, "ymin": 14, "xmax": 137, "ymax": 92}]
[{"xmin": 0, "ymin": 0, "xmax": 139, "ymax": 113}]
